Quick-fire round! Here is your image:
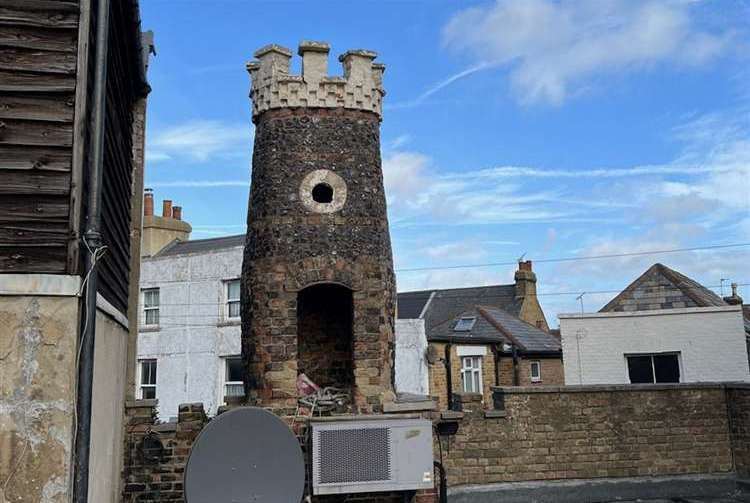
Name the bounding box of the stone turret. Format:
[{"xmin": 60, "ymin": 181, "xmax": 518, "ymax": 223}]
[
  {"xmin": 241, "ymin": 43, "xmax": 395, "ymax": 414},
  {"xmin": 245, "ymin": 41, "xmax": 385, "ymax": 121}
]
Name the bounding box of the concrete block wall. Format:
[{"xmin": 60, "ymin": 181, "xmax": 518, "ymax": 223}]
[{"xmin": 441, "ymin": 384, "xmax": 747, "ymax": 488}]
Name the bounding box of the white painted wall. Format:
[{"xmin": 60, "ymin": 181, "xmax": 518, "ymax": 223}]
[
  {"xmin": 394, "ymin": 319, "xmax": 429, "ymax": 396},
  {"xmin": 559, "ymin": 305, "xmax": 750, "ymax": 385},
  {"xmin": 137, "ymin": 245, "xmax": 243, "ymax": 419}
]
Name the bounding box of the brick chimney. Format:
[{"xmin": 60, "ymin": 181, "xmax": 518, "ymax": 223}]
[
  {"xmin": 162, "ymin": 199, "xmax": 172, "ymax": 218},
  {"xmin": 514, "ymin": 260, "xmax": 550, "ymax": 331},
  {"xmin": 723, "ymin": 283, "xmax": 744, "ymax": 306},
  {"xmin": 141, "ymin": 191, "xmax": 191, "ymax": 256},
  {"xmin": 144, "ymin": 188, "xmax": 154, "ymax": 217},
  {"xmin": 515, "ymin": 260, "xmax": 537, "ymax": 299}
]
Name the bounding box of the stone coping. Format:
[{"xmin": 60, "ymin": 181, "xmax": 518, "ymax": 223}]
[
  {"xmin": 484, "ymin": 410, "xmax": 508, "ymax": 419},
  {"xmin": 440, "ymin": 411, "xmax": 464, "ymax": 420},
  {"xmin": 126, "ymin": 399, "xmax": 157, "ymax": 408},
  {"xmin": 382, "ymin": 400, "xmax": 436, "ymax": 413},
  {"xmin": 491, "ymin": 382, "xmax": 750, "ymax": 394},
  {"xmin": 308, "ymin": 413, "xmax": 422, "ymax": 422},
  {"xmin": 0, "ymin": 273, "xmax": 81, "ymax": 296}
]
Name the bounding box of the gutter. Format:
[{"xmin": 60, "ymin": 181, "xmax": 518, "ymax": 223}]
[{"xmin": 73, "ymin": 0, "xmax": 110, "ymax": 500}]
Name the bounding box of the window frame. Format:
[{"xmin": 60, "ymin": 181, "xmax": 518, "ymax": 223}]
[
  {"xmin": 460, "ymin": 355, "xmax": 483, "ymax": 393},
  {"xmin": 625, "ymin": 352, "xmax": 681, "ymax": 384},
  {"xmin": 138, "ymin": 359, "xmax": 157, "ymax": 399},
  {"xmin": 223, "ymin": 355, "xmax": 245, "ymax": 402},
  {"xmin": 142, "ymin": 288, "xmax": 160, "ymax": 327},
  {"xmin": 454, "ymin": 316, "xmax": 477, "ymax": 332},
  {"xmin": 530, "ymin": 360, "xmax": 542, "ymax": 382},
  {"xmin": 224, "ymin": 279, "xmax": 241, "ymax": 321}
]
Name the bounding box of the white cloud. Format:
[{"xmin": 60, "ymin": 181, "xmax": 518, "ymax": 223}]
[
  {"xmin": 382, "ymin": 151, "xmax": 432, "ymax": 204},
  {"xmin": 442, "ymin": 0, "xmax": 731, "ymax": 104},
  {"xmin": 149, "ymin": 180, "xmax": 248, "ymax": 188},
  {"xmin": 425, "ymin": 242, "xmax": 488, "ymax": 262},
  {"xmin": 147, "ymin": 120, "xmax": 252, "ymax": 162}
]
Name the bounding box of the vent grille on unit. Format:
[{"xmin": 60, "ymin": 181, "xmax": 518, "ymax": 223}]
[{"xmin": 317, "ymin": 428, "xmax": 392, "ymax": 484}]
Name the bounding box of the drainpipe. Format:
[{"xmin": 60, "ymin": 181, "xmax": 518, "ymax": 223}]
[
  {"xmin": 434, "ymin": 461, "xmax": 448, "ymax": 503},
  {"xmin": 511, "ymin": 345, "xmax": 519, "ymax": 386},
  {"xmin": 444, "ymin": 343, "xmax": 454, "ymax": 411},
  {"xmin": 74, "ymin": 0, "xmax": 110, "ymax": 501},
  {"xmin": 490, "ymin": 344, "xmax": 500, "ymax": 386}
]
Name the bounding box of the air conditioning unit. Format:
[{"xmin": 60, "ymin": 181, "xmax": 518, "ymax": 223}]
[{"xmin": 311, "ymin": 418, "xmax": 434, "ymax": 495}]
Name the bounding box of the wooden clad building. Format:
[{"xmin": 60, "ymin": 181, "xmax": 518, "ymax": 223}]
[
  {"xmin": 0, "ymin": 0, "xmax": 149, "ymax": 313},
  {"xmin": 0, "ymin": 1, "xmax": 152, "ymax": 501}
]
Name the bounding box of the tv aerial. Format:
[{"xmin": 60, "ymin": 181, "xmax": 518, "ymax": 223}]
[{"xmin": 185, "ymin": 407, "xmax": 305, "ymax": 502}]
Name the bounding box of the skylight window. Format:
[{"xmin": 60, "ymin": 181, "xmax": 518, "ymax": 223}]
[{"xmin": 454, "ymin": 316, "xmax": 476, "ymax": 332}]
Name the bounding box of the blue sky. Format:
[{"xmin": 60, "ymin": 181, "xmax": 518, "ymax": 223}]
[{"xmin": 141, "ymin": 0, "xmax": 750, "ymax": 324}]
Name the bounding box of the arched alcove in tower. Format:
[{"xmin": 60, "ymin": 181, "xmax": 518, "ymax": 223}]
[{"xmin": 297, "ymin": 283, "xmax": 354, "ymax": 393}]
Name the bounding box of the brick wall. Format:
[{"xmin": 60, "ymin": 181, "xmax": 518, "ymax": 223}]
[
  {"xmin": 122, "ymin": 400, "xmax": 437, "ymax": 502},
  {"xmin": 441, "ymin": 384, "xmax": 742, "ymax": 487},
  {"xmin": 122, "ymin": 401, "xmax": 208, "ymax": 502},
  {"xmin": 728, "ymin": 385, "xmax": 750, "ymax": 476}
]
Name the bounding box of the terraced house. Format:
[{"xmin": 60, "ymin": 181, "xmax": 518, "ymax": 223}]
[{"xmin": 397, "ymin": 261, "xmax": 563, "ymax": 410}]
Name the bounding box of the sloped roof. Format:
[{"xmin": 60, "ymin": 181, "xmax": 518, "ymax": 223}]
[
  {"xmin": 397, "ymin": 284, "xmax": 519, "ymax": 331},
  {"xmin": 600, "ymin": 263, "xmax": 726, "ymax": 312},
  {"xmin": 153, "ymin": 234, "xmax": 245, "ymax": 257},
  {"xmin": 600, "ymin": 263, "xmax": 749, "ymax": 335},
  {"xmin": 397, "ymin": 290, "xmax": 433, "ymax": 319},
  {"xmin": 429, "ymin": 305, "xmax": 561, "ymax": 354}
]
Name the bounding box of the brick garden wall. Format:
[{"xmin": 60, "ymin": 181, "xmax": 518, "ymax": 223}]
[
  {"xmin": 727, "ymin": 385, "xmax": 750, "ymax": 477},
  {"xmin": 122, "ymin": 401, "xmax": 208, "ymax": 502},
  {"xmin": 121, "ymin": 385, "xmax": 750, "ymax": 501},
  {"xmin": 441, "ymin": 384, "xmax": 747, "ymax": 487},
  {"xmin": 121, "ymin": 400, "xmax": 437, "ymax": 503}
]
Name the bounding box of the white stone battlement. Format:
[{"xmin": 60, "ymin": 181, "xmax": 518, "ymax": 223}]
[{"xmin": 246, "ymin": 42, "xmax": 385, "ymax": 120}]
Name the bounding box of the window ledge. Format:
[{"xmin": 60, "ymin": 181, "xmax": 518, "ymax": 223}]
[
  {"xmin": 217, "ymin": 320, "xmax": 241, "ymax": 327},
  {"xmin": 139, "ymin": 326, "xmax": 160, "ymax": 333},
  {"xmin": 484, "ymin": 410, "xmax": 507, "ymax": 419}
]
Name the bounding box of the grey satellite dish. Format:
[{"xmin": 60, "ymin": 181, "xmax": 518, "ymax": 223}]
[{"xmin": 185, "ymin": 407, "xmax": 305, "ymax": 503}]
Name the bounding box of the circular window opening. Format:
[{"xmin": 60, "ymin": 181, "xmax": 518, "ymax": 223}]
[{"xmin": 312, "ymin": 183, "xmax": 333, "ymax": 204}]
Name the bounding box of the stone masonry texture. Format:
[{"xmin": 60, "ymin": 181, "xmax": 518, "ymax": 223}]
[
  {"xmin": 728, "ymin": 386, "xmax": 750, "ymax": 477},
  {"xmin": 241, "ymin": 106, "xmax": 397, "ymax": 413},
  {"xmin": 442, "ymin": 385, "xmax": 747, "ymax": 488},
  {"xmin": 0, "ymin": 296, "xmax": 78, "ymax": 503},
  {"xmin": 120, "ymin": 386, "xmax": 750, "ymax": 502}
]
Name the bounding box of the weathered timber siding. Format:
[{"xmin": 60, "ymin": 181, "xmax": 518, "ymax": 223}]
[
  {"xmin": 96, "ymin": 0, "xmax": 141, "ymax": 313},
  {"xmin": 0, "ymin": 0, "xmax": 80, "ymax": 274}
]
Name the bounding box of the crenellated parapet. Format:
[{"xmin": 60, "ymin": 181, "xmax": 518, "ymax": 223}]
[{"xmin": 246, "ymin": 41, "xmax": 385, "ymax": 121}]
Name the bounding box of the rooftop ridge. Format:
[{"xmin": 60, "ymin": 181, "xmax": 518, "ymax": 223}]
[{"xmin": 246, "ymin": 41, "xmax": 385, "ymax": 121}]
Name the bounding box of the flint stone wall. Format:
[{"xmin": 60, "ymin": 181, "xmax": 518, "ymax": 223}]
[{"xmin": 241, "ymin": 107, "xmax": 396, "ymax": 414}]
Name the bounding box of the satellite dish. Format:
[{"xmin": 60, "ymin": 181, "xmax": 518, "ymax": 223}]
[
  {"xmin": 185, "ymin": 407, "xmax": 305, "ymax": 503},
  {"xmin": 425, "ymin": 345, "xmax": 439, "ymax": 365}
]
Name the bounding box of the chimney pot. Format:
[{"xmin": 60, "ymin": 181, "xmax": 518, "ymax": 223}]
[
  {"xmin": 173, "ymin": 206, "xmax": 182, "ymax": 221},
  {"xmin": 162, "ymin": 199, "xmax": 173, "ymax": 218},
  {"xmin": 519, "ymin": 260, "xmax": 532, "ymax": 272},
  {"xmin": 144, "ymin": 188, "xmax": 154, "ymax": 217}
]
